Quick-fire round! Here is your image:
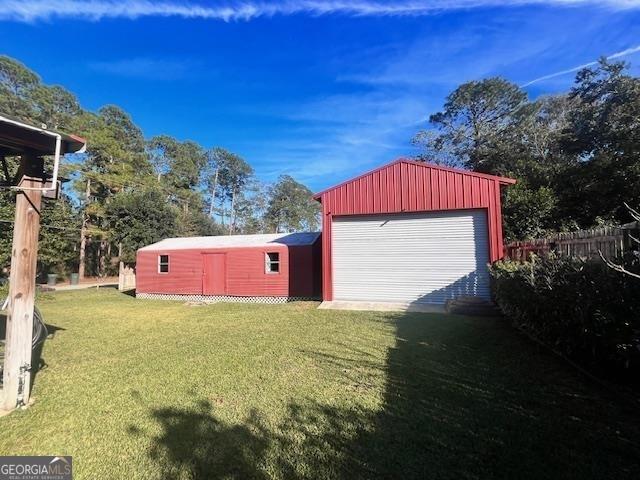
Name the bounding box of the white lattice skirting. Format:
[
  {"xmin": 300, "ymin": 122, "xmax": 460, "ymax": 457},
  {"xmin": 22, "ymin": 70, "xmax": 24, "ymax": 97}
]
[{"xmin": 136, "ymin": 293, "xmax": 318, "ymax": 303}]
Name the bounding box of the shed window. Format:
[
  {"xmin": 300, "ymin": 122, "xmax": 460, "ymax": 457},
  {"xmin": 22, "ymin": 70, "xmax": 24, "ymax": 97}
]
[
  {"xmin": 158, "ymin": 255, "xmax": 170, "ymax": 274},
  {"xmin": 265, "ymin": 252, "xmax": 280, "ymax": 274}
]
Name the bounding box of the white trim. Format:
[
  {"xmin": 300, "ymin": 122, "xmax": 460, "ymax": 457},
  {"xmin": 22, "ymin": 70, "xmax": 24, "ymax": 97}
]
[
  {"xmin": 265, "ymin": 251, "xmax": 280, "ymax": 274},
  {"xmin": 157, "ymin": 254, "xmax": 170, "ymax": 274},
  {"xmin": 0, "ymin": 115, "xmax": 65, "ymax": 193}
]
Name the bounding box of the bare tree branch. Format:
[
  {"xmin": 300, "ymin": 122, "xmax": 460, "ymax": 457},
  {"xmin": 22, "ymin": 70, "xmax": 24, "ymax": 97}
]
[
  {"xmin": 623, "ymin": 202, "xmax": 640, "ymax": 223},
  {"xmin": 598, "ymin": 250, "xmax": 640, "ymax": 280}
]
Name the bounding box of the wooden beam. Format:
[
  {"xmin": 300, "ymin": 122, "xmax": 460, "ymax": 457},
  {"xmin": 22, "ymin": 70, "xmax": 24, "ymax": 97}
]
[{"xmin": 2, "ymin": 155, "xmax": 43, "ymax": 411}]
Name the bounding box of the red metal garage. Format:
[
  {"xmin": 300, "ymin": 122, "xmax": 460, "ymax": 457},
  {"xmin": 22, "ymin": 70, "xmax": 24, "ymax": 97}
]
[
  {"xmin": 314, "ymin": 159, "xmax": 516, "ymax": 305},
  {"xmin": 136, "ymin": 232, "xmax": 321, "ymax": 302}
]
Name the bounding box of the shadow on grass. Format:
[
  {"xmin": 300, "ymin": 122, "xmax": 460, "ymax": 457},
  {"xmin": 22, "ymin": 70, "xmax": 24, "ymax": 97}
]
[
  {"xmin": 132, "ymin": 312, "xmax": 640, "ymax": 480},
  {"xmin": 0, "ymin": 311, "xmax": 64, "ymax": 390},
  {"xmin": 136, "ymin": 399, "xmax": 270, "ymax": 480},
  {"xmin": 29, "ymin": 323, "xmax": 64, "ymax": 392}
]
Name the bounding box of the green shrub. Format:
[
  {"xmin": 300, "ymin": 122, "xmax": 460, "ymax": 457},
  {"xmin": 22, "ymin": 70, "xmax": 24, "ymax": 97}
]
[
  {"xmin": 491, "ymin": 253, "xmax": 640, "ymax": 378},
  {"xmin": 0, "ymin": 279, "xmax": 7, "ymax": 300}
]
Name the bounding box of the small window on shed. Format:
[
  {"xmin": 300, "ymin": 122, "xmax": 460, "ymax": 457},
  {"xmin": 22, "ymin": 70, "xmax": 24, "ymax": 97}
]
[
  {"xmin": 158, "ymin": 255, "xmax": 170, "ymax": 274},
  {"xmin": 265, "ymin": 252, "xmax": 280, "ymax": 274}
]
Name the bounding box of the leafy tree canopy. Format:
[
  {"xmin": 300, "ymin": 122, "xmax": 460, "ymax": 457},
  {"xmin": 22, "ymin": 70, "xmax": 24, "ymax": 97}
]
[
  {"xmin": 105, "ymin": 189, "xmax": 178, "ymax": 264},
  {"xmin": 0, "ymin": 55, "xmax": 319, "ymax": 276},
  {"xmin": 265, "ymin": 175, "xmax": 320, "ymax": 233},
  {"xmin": 413, "ymin": 59, "xmax": 640, "ymax": 239}
]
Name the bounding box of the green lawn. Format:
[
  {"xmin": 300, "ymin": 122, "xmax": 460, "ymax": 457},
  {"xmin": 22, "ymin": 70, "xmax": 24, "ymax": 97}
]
[{"xmin": 1, "ymin": 289, "xmax": 639, "ymax": 479}]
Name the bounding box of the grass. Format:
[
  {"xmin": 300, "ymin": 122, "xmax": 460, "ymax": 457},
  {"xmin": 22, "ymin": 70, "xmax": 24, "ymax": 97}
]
[{"xmin": 0, "ymin": 289, "xmax": 639, "ymax": 479}]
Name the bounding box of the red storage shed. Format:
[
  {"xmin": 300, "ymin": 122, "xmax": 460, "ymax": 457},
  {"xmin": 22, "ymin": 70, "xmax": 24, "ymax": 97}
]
[
  {"xmin": 314, "ymin": 159, "xmax": 515, "ymax": 306},
  {"xmin": 136, "ymin": 232, "xmax": 322, "ymax": 302}
]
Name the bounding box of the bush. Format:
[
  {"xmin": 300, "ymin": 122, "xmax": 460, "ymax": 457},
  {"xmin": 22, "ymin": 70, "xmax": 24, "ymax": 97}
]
[
  {"xmin": 0, "ymin": 279, "xmax": 7, "ymax": 300},
  {"xmin": 491, "ymin": 253, "xmax": 640, "ymax": 378}
]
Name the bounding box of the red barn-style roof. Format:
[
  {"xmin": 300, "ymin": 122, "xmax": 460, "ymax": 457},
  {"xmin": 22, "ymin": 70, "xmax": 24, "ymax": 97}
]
[
  {"xmin": 313, "ymin": 159, "xmax": 516, "ymax": 303},
  {"xmin": 313, "ymin": 158, "xmax": 515, "ymax": 200}
]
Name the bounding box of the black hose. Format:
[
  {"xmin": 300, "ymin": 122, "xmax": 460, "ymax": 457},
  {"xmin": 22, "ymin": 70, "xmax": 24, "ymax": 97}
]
[
  {"xmin": 32, "ymin": 306, "xmax": 48, "ymax": 349},
  {"xmin": 0, "ymin": 299, "xmax": 48, "ymax": 380}
]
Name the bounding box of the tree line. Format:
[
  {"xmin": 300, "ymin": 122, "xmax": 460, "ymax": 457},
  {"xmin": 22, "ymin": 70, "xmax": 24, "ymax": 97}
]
[
  {"xmin": 0, "ymin": 56, "xmax": 320, "ymax": 279},
  {"xmin": 2, "ymin": 55, "xmax": 639, "ymax": 279},
  {"xmin": 412, "ymin": 59, "xmax": 640, "ymax": 241}
]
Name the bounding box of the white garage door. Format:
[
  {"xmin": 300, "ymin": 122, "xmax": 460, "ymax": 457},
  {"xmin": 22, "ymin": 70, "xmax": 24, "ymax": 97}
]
[{"xmin": 332, "ymin": 210, "xmax": 491, "ymax": 304}]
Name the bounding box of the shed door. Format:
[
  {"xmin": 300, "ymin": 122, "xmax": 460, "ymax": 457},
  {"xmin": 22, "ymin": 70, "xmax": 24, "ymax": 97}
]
[
  {"xmin": 203, "ymin": 253, "xmax": 226, "ymax": 295},
  {"xmin": 331, "ymin": 210, "xmax": 490, "ymax": 304}
]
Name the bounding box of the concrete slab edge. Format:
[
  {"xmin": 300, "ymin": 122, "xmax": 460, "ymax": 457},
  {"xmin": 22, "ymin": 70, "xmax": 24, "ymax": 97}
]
[{"xmin": 318, "ymin": 301, "xmax": 445, "ymax": 313}]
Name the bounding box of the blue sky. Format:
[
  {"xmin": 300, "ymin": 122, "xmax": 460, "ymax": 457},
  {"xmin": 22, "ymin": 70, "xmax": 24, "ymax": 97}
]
[{"xmin": 1, "ymin": 0, "xmax": 640, "ymax": 192}]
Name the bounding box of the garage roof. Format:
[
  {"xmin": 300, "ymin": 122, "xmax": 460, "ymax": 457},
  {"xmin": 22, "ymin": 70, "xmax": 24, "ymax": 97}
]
[
  {"xmin": 139, "ymin": 232, "xmax": 321, "ymax": 251},
  {"xmin": 313, "ymin": 158, "xmax": 516, "ymax": 199}
]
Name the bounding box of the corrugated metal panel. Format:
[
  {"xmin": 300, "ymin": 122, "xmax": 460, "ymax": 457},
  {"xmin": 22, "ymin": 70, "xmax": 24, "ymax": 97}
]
[
  {"xmin": 288, "ymin": 243, "xmax": 321, "ymax": 297},
  {"xmin": 225, "ymin": 246, "xmax": 289, "ymax": 296},
  {"xmin": 331, "ymin": 210, "xmax": 491, "ymax": 304},
  {"xmin": 140, "ymin": 231, "xmax": 320, "ymax": 251},
  {"xmin": 136, "ymin": 249, "xmax": 203, "ymax": 294},
  {"xmin": 136, "ymin": 243, "xmax": 319, "ymax": 298},
  {"xmin": 316, "ymin": 159, "xmax": 515, "ymax": 300}
]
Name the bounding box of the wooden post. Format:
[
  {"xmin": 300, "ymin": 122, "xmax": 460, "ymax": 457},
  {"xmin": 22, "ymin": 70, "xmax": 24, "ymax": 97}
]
[
  {"xmin": 2, "ymin": 155, "xmax": 43, "ymax": 411},
  {"xmin": 118, "ymin": 260, "xmax": 124, "ymax": 291}
]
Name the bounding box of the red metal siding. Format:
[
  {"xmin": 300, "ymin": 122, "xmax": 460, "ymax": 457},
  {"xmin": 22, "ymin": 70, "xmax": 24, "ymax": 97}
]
[
  {"xmin": 225, "ymin": 246, "xmax": 289, "ymax": 296},
  {"xmin": 136, "ymin": 249, "xmax": 203, "ymax": 294},
  {"xmin": 315, "ymin": 159, "xmax": 515, "ymax": 301},
  {"xmin": 288, "ymin": 245, "xmax": 317, "ymax": 297},
  {"xmin": 136, "ymin": 243, "xmax": 319, "ymax": 298},
  {"xmin": 312, "ymin": 235, "xmax": 323, "ymax": 298},
  {"xmin": 203, "ymin": 253, "xmax": 227, "ymax": 294}
]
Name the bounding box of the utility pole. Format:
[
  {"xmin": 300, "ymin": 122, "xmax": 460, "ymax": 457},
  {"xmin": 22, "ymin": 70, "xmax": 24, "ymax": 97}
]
[{"xmin": 2, "ymin": 155, "xmax": 43, "ymax": 411}]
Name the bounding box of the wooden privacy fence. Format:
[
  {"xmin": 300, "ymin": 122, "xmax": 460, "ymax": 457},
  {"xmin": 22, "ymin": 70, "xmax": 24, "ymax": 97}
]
[
  {"xmin": 118, "ymin": 263, "xmax": 136, "ymax": 292},
  {"xmin": 505, "ymin": 222, "xmax": 640, "ymax": 262}
]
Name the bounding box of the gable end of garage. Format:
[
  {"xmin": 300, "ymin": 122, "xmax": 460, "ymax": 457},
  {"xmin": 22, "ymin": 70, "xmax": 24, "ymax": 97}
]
[{"xmin": 314, "ymin": 159, "xmax": 516, "ymax": 303}]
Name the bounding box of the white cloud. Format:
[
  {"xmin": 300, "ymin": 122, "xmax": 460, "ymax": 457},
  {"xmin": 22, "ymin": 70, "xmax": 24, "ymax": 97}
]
[
  {"xmin": 521, "ymin": 43, "xmax": 640, "ymax": 86},
  {"xmin": 2, "ymin": 0, "xmax": 640, "ymax": 23},
  {"xmin": 247, "ymin": 6, "xmax": 639, "ymax": 187},
  {"xmin": 244, "ymin": 90, "xmax": 432, "ymax": 188}
]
